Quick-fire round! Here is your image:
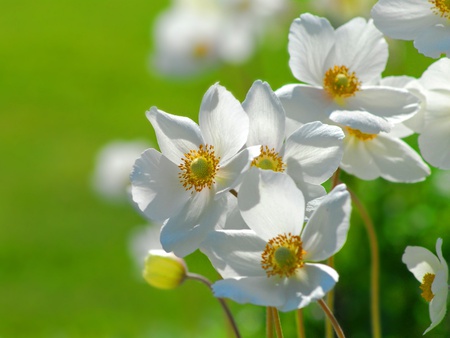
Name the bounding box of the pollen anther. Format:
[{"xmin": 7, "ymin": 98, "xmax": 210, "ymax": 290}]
[
  {"xmin": 261, "ymin": 233, "xmax": 306, "ymax": 278},
  {"xmin": 429, "ymin": 0, "xmax": 450, "ymax": 18},
  {"xmin": 323, "ymin": 65, "xmax": 361, "ymax": 99},
  {"xmin": 346, "ymin": 127, "xmax": 377, "ymax": 141},
  {"xmin": 178, "ymin": 144, "xmax": 220, "ymax": 192},
  {"xmin": 420, "ymin": 273, "xmax": 436, "ymax": 302},
  {"xmin": 251, "ymin": 145, "xmax": 285, "ymax": 172}
]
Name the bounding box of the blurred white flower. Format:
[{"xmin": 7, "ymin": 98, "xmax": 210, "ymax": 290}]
[
  {"xmin": 402, "ymin": 238, "xmax": 448, "ymax": 334},
  {"xmin": 151, "ymin": 0, "xmax": 288, "ymax": 77},
  {"xmin": 201, "ymin": 171, "xmax": 351, "ymax": 311},
  {"xmin": 130, "ymin": 83, "xmax": 255, "ymax": 257},
  {"xmin": 309, "ymin": 0, "xmax": 375, "ymax": 25},
  {"xmin": 371, "ymin": 0, "xmax": 450, "ymax": 58},
  {"xmin": 91, "ymin": 140, "xmax": 150, "ymax": 202},
  {"xmin": 416, "ymin": 58, "xmax": 450, "ymax": 169},
  {"xmin": 129, "ymin": 223, "xmax": 163, "ymax": 269}
]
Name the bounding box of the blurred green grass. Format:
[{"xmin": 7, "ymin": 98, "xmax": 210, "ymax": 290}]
[{"xmin": 1, "ymin": 0, "xmax": 449, "ymax": 337}]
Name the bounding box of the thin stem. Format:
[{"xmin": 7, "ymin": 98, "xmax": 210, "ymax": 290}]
[
  {"xmin": 348, "ymin": 189, "xmax": 381, "ymax": 338},
  {"xmin": 187, "ymin": 273, "xmax": 242, "ymax": 338},
  {"xmin": 267, "ymin": 307, "xmax": 274, "ymax": 338},
  {"xmin": 229, "ymin": 189, "xmax": 238, "ymax": 198},
  {"xmin": 296, "ymin": 309, "xmax": 306, "ymax": 338},
  {"xmin": 317, "ymin": 299, "xmax": 345, "ymax": 338},
  {"xmin": 331, "ymin": 168, "xmax": 341, "ymax": 189},
  {"xmin": 271, "ymin": 307, "xmax": 284, "ymax": 338}
]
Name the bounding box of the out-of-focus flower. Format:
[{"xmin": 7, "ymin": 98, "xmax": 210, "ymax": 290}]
[
  {"xmin": 309, "ymin": 0, "xmax": 375, "ymax": 25},
  {"xmin": 402, "ymin": 238, "xmax": 448, "ymax": 334},
  {"xmin": 276, "ymin": 13, "xmax": 420, "ymax": 136},
  {"xmin": 371, "ymin": 0, "xmax": 450, "ymax": 58},
  {"xmin": 242, "ymin": 80, "xmax": 344, "ymax": 201},
  {"xmin": 201, "ymin": 171, "xmax": 351, "ymax": 311},
  {"xmin": 151, "ymin": 0, "xmax": 288, "ymax": 77},
  {"xmin": 91, "ymin": 140, "xmax": 150, "ymax": 202},
  {"xmin": 415, "ymin": 58, "xmax": 450, "ymax": 169},
  {"xmin": 130, "ymin": 83, "xmax": 255, "ymax": 257}
]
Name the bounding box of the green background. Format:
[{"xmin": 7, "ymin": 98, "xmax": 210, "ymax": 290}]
[{"xmin": 1, "ymin": 0, "xmax": 449, "ymax": 337}]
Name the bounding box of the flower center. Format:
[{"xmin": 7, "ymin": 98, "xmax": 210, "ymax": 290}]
[
  {"xmin": 251, "ymin": 145, "xmax": 285, "ymax": 172},
  {"xmin": 346, "ymin": 127, "xmax": 377, "ymax": 141},
  {"xmin": 192, "ymin": 42, "xmax": 210, "ymax": 59},
  {"xmin": 429, "ymin": 0, "xmax": 450, "ymax": 18},
  {"xmin": 323, "ymin": 65, "xmax": 361, "ymax": 100},
  {"xmin": 420, "ymin": 273, "xmax": 436, "ymax": 302},
  {"xmin": 261, "ymin": 233, "xmax": 306, "ymax": 278},
  {"xmin": 178, "ymin": 144, "xmax": 220, "ymax": 192}
]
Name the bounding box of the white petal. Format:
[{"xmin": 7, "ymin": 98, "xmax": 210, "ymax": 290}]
[
  {"xmin": 426, "ymin": 269, "xmax": 448, "ymax": 334},
  {"xmin": 330, "ymin": 110, "xmax": 391, "ymax": 134},
  {"xmin": 302, "ymin": 184, "xmax": 351, "ymax": 262},
  {"xmin": 402, "ymin": 246, "xmax": 441, "ymax": 283},
  {"xmin": 435, "ymin": 238, "xmax": 448, "ymax": 273},
  {"xmin": 214, "ymin": 147, "xmax": 257, "ymax": 196},
  {"xmin": 276, "ymin": 84, "xmax": 333, "ymax": 127},
  {"xmin": 288, "ymin": 13, "xmax": 335, "ymax": 86},
  {"xmin": 277, "ymin": 263, "xmax": 338, "ymax": 312},
  {"xmin": 284, "ymin": 122, "xmax": 344, "ymax": 184},
  {"xmin": 290, "ymin": 180, "xmax": 327, "ymax": 204},
  {"xmin": 420, "ymin": 58, "xmax": 450, "ymax": 91},
  {"xmin": 414, "ymin": 24, "xmax": 450, "ymax": 58},
  {"xmin": 341, "ymin": 134, "xmax": 430, "ymax": 182},
  {"xmin": 130, "ymin": 149, "xmax": 190, "ymax": 221},
  {"xmin": 239, "ymin": 169, "xmax": 305, "ymax": 241},
  {"xmin": 160, "ymin": 190, "xmax": 224, "ymax": 257},
  {"xmin": 199, "ymin": 83, "xmax": 249, "ymax": 162},
  {"xmin": 243, "ymin": 80, "xmax": 285, "ymax": 150},
  {"xmin": 200, "ymin": 229, "xmax": 267, "ymax": 278},
  {"xmin": 329, "ymin": 18, "xmax": 387, "ymax": 84},
  {"xmin": 371, "ymin": 0, "xmax": 439, "ymax": 40},
  {"xmin": 212, "ymin": 277, "xmax": 286, "ymax": 308},
  {"xmin": 146, "ymin": 107, "xmax": 204, "ymax": 164},
  {"xmin": 419, "ymin": 116, "xmax": 450, "ymax": 169},
  {"xmin": 346, "ymin": 86, "xmax": 421, "ymax": 124}
]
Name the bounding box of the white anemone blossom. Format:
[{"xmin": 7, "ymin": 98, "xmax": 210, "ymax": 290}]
[
  {"xmin": 415, "ymin": 58, "xmax": 450, "ymax": 169},
  {"xmin": 201, "ymin": 171, "xmax": 351, "ymax": 311},
  {"xmin": 242, "ymin": 80, "xmax": 344, "ymax": 201},
  {"xmin": 402, "ymin": 238, "xmax": 448, "ymax": 334},
  {"xmin": 371, "ymin": 0, "xmax": 450, "ymax": 58},
  {"xmin": 276, "ymin": 13, "xmax": 420, "ymax": 136},
  {"xmin": 130, "ymin": 83, "xmax": 255, "ymax": 257}
]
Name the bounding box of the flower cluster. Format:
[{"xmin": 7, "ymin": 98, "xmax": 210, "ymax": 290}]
[{"xmin": 127, "ymin": 2, "xmax": 450, "ymax": 336}]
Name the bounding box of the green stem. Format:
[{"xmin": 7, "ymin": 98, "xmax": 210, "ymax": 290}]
[
  {"xmin": 296, "ymin": 309, "xmax": 306, "ymax": 338},
  {"xmin": 318, "ymin": 299, "xmax": 345, "ymax": 338},
  {"xmin": 267, "ymin": 307, "xmax": 274, "ymax": 338},
  {"xmin": 187, "ymin": 273, "xmax": 242, "ymax": 338},
  {"xmin": 348, "ymin": 189, "xmax": 382, "ymax": 338},
  {"xmin": 271, "ymin": 307, "xmax": 284, "ymax": 338}
]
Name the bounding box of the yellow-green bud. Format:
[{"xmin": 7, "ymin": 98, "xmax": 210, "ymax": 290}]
[{"xmin": 143, "ymin": 250, "xmax": 187, "ymax": 290}]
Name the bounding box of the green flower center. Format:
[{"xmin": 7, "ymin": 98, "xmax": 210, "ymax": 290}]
[
  {"xmin": 323, "ymin": 65, "xmax": 361, "ymax": 100},
  {"xmin": 251, "ymin": 145, "xmax": 285, "ymax": 172}
]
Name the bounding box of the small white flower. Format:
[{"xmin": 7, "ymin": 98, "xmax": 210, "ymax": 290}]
[
  {"xmin": 201, "ymin": 171, "xmax": 351, "ymax": 311},
  {"xmin": 371, "ymin": 0, "xmax": 450, "ymax": 58},
  {"xmin": 402, "ymin": 238, "xmax": 448, "ymax": 334},
  {"xmin": 130, "ymin": 83, "xmax": 253, "ymax": 257},
  {"xmin": 416, "ymin": 58, "xmax": 450, "ymax": 169},
  {"xmin": 276, "ymin": 13, "xmax": 420, "ymax": 136},
  {"xmin": 91, "ymin": 140, "xmax": 150, "ymax": 202},
  {"xmin": 243, "ymin": 80, "xmax": 345, "ymax": 201}
]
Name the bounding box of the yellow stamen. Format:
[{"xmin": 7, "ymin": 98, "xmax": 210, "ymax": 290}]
[
  {"xmin": 323, "ymin": 65, "xmax": 361, "ymax": 100},
  {"xmin": 429, "ymin": 0, "xmax": 450, "ymax": 19},
  {"xmin": 192, "ymin": 43, "xmax": 210, "ymax": 59},
  {"xmin": 178, "ymin": 144, "xmax": 220, "ymax": 192},
  {"xmin": 346, "ymin": 127, "xmax": 377, "ymax": 141},
  {"xmin": 420, "ymin": 273, "xmax": 436, "ymax": 302},
  {"xmin": 261, "ymin": 233, "xmax": 306, "ymax": 278},
  {"xmin": 251, "ymin": 145, "xmax": 285, "ymax": 172}
]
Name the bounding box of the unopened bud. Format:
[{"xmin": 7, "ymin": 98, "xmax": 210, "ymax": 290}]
[{"xmin": 143, "ymin": 250, "xmax": 187, "ymax": 290}]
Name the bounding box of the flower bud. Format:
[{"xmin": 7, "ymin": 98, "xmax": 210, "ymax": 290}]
[{"xmin": 143, "ymin": 250, "xmax": 187, "ymax": 290}]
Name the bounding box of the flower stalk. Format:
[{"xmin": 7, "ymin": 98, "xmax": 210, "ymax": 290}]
[{"xmin": 318, "ymin": 298, "xmax": 346, "ymax": 338}]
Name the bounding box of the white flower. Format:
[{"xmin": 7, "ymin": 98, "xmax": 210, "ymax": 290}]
[
  {"xmin": 201, "ymin": 171, "xmax": 351, "ymax": 311},
  {"xmin": 276, "ymin": 13, "xmax": 420, "ymax": 136},
  {"xmin": 402, "ymin": 238, "xmax": 448, "ymax": 334},
  {"xmin": 416, "ymin": 58, "xmax": 450, "ymax": 169},
  {"xmin": 91, "ymin": 140, "xmax": 150, "ymax": 202},
  {"xmin": 130, "ymin": 83, "xmax": 253, "ymax": 257},
  {"xmin": 371, "ymin": 0, "xmax": 450, "ymax": 58},
  {"xmin": 310, "ymin": 0, "xmax": 376, "ymax": 25},
  {"xmin": 243, "ymin": 80, "xmax": 345, "ymax": 201}
]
